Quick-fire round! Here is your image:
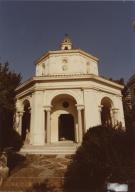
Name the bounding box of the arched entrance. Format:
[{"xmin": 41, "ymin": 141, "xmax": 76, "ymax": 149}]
[
  {"xmin": 101, "ymin": 97, "xmax": 113, "ymax": 127},
  {"xmin": 22, "ymin": 100, "xmax": 31, "ymax": 143},
  {"xmin": 51, "ymin": 94, "xmax": 77, "ymax": 143},
  {"xmin": 58, "ymin": 114, "xmax": 75, "ymax": 141}
]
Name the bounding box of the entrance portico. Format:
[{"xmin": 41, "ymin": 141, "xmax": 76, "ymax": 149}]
[{"xmin": 44, "ymin": 94, "xmax": 84, "ymax": 144}]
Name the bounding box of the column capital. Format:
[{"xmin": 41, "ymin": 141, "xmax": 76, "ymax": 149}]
[
  {"xmin": 112, "ymin": 108, "xmax": 119, "ymax": 110},
  {"xmin": 75, "ymin": 104, "xmax": 84, "ymax": 110},
  {"xmin": 98, "ymin": 105, "xmax": 103, "ymax": 108},
  {"xmin": 28, "ymin": 107, "xmax": 31, "ymax": 111},
  {"xmin": 43, "ymin": 105, "xmax": 52, "ymax": 112},
  {"xmin": 17, "ymin": 111, "xmax": 24, "ymax": 116},
  {"xmin": 98, "ymin": 105, "xmax": 103, "ymax": 112},
  {"xmin": 112, "ymin": 108, "xmax": 119, "ymax": 113}
]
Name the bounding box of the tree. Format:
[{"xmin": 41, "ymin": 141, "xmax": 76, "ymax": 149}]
[
  {"xmin": 122, "ymin": 85, "xmax": 135, "ymax": 149},
  {"xmin": 0, "ymin": 62, "xmax": 22, "ymax": 150},
  {"xmin": 64, "ymin": 125, "xmax": 135, "ymax": 192},
  {"xmin": 109, "ymin": 77, "xmax": 125, "ymax": 85}
]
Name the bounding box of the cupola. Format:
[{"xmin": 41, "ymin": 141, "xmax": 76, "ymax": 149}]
[{"xmin": 60, "ymin": 34, "xmax": 72, "ymax": 50}]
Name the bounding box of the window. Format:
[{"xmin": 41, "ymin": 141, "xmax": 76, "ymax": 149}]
[
  {"xmin": 62, "ymin": 101, "xmax": 69, "ymax": 108},
  {"xmin": 64, "ymin": 46, "xmax": 68, "ymax": 50}
]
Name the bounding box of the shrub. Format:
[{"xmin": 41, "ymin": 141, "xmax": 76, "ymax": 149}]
[{"xmin": 64, "ymin": 125, "xmax": 135, "ymax": 192}]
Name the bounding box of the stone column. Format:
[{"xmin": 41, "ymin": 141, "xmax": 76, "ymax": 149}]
[
  {"xmin": 18, "ymin": 111, "xmax": 24, "ymax": 135},
  {"xmin": 112, "ymin": 108, "xmax": 119, "ymax": 127},
  {"xmin": 44, "ymin": 106, "xmax": 52, "ymax": 144},
  {"xmin": 15, "ymin": 112, "xmax": 19, "ymax": 131},
  {"xmin": 76, "ymin": 105, "xmax": 84, "ymax": 143},
  {"xmin": 98, "ymin": 105, "xmax": 103, "ymax": 125},
  {"xmin": 30, "ymin": 91, "xmax": 45, "ymax": 145},
  {"xmin": 25, "ymin": 107, "xmax": 31, "ymax": 144},
  {"xmin": 29, "ymin": 107, "xmax": 31, "ymax": 128}
]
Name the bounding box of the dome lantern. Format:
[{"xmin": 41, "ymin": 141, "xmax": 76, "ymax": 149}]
[{"xmin": 60, "ymin": 34, "xmax": 72, "ymax": 50}]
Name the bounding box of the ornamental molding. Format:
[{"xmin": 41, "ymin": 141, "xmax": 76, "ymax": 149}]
[
  {"xmin": 35, "ymin": 49, "xmax": 99, "ymax": 65},
  {"xmin": 16, "ymin": 74, "xmax": 123, "ymax": 93},
  {"xmin": 16, "ymin": 84, "xmax": 122, "ymax": 101},
  {"xmin": 75, "ymin": 104, "xmax": 84, "ymax": 110},
  {"xmin": 43, "ymin": 105, "xmax": 52, "ymax": 111}
]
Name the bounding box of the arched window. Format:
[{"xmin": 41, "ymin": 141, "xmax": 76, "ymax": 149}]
[
  {"xmin": 64, "ymin": 46, "xmax": 68, "ymax": 50},
  {"xmin": 101, "ymin": 97, "xmax": 113, "ymax": 127}
]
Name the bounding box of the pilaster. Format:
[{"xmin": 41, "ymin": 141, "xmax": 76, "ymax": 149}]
[
  {"xmin": 44, "ymin": 105, "xmax": 52, "ymax": 144},
  {"xmin": 30, "ymin": 91, "xmax": 45, "ymax": 145},
  {"xmin": 76, "ymin": 104, "xmax": 84, "ymax": 143}
]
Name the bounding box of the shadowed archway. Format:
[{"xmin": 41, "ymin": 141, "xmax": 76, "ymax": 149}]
[
  {"xmin": 22, "ymin": 100, "xmax": 31, "ymax": 143},
  {"xmin": 58, "ymin": 114, "xmax": 75, "ymax": 141},
  {"xmin": 101, "ymin": 97, "xmax": 113, "ymax": 127},
  {"xmin": 50, "ymin": 94, "xmax": 78, "ymax": 143}
]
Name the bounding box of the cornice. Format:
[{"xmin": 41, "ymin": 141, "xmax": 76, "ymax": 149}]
[
  {"xmin": 16, "ymin": 74, "xmax": 123, "ymax": 98},
  {"xmin": 16, "ymin": 84, "xmax": 122, "ymax": 99},
  {"xmin": 16, "ymin": 77, "xmax": 34, "ymax": 91},
  {"xmin": 34, "ymin": 49, "xmax": 99, "ymax": 65}
]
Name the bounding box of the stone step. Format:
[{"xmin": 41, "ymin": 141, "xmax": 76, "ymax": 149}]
[
  {"xmin": 20, "ymin": 144, "xmax": 79, "ymax": 155},
  {"xmin": 0, "ymin": 154, "xmax": 70, "ymax": 192},
  {"xmin": 20, "ymin": 148, "xmax": 77, "ymax": 155}
]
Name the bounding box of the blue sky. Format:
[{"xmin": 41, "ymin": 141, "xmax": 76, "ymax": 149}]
[{"xmin": 0, "ymin": 1, "xmax": 135, "ymax": 82}]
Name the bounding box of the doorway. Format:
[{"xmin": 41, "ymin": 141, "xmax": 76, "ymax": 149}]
[{"xmin": 58, "ymin": 114, "xmax": 75, "ymax": 141}]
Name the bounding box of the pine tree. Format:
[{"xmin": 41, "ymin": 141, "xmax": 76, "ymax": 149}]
[{"xmin": 0, "ymin": 62, "xmax": 22, "ymax": 150}]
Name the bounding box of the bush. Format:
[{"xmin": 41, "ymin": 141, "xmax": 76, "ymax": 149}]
[
  {"xmin": 4, "ymin": 129, "xmax": 23, "ymax": 151},
  {"xmin": 26, "ymin": 179, "xmax": 54, "ymax": 192},
  {"xmin": 64, "ymin": 125, "xmax": 135, "ymax": 192}
]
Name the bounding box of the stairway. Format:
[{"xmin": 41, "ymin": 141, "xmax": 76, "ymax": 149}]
[
  {"xmin": 20, "ymin": 142, "xmax": 79, "ymax": 155},
  {"xmin": 0, "ymin": 154, "xmax": 72, "ymax": 191}
]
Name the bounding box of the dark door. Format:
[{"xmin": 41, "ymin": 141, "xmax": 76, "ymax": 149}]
[
  {"xmin": 59, "ymin": 114, "xmax": 75, "ymax": 141},
  {"xmin": 22, "ymin": 111, "xmax": 30, "ymax": 141},
  {"xmin": 101, "ymin": 106, "xmax": 112, "ymax": 127}
]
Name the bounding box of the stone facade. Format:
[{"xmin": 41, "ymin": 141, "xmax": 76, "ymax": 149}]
[{"xmin": 15, "ymin": 36, "xmax": 125, "ymax": 150}]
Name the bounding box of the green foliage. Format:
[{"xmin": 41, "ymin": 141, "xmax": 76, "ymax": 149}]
[
  {"xmin": 0, "ymin": 62, "xmax": 22, "ymax": 150},
  {"xmin": 122, "ymin": 85, "xmax": 135, "ymax": 143},
  {"xmin": 0, "ymin": 62, "xmax": 21, "ymax": 110},
  {"xmin": 64, "ymin": 125, "xmax": 135, "ymax": 192}
]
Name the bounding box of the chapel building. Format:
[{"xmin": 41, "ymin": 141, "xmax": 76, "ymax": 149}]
[{"xmin": 15, "ymin": 36, "xmax": 125, "ymax": 153}]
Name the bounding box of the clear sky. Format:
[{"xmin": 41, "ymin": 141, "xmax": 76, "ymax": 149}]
[{"xmin": 0, "ymin": 1, "xmax": 135, "ymax": 82}]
